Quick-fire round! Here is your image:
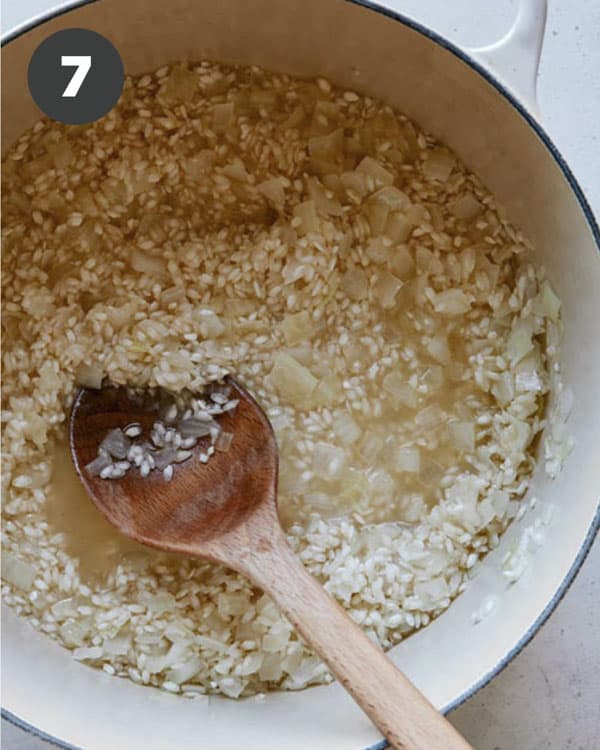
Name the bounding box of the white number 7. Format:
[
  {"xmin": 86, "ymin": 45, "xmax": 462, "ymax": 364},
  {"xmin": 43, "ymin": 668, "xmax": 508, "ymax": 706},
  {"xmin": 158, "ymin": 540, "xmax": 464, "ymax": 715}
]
[{"xmin": 61, "ymin": 55, "xmax": 92, "ymax": 97}]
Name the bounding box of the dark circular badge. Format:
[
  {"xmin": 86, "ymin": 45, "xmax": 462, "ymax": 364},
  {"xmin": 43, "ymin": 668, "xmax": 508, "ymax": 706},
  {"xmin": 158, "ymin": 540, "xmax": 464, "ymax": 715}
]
[{"xmin": 28, "ymin": 28, "xmax": 124, "ymax": 125}]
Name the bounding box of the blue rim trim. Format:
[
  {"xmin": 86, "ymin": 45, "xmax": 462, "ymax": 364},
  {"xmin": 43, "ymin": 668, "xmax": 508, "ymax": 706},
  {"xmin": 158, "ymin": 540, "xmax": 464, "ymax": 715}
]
[{"xmin": 2, "ymin": 1, "xmax": 599, "ymax": 749}]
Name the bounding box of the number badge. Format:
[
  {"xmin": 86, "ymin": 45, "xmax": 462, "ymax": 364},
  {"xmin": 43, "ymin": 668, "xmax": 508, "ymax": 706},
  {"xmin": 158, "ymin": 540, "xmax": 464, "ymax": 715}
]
[{"xmin": 28, "ymin": 28, "xmax": 124, "ymax": 125}]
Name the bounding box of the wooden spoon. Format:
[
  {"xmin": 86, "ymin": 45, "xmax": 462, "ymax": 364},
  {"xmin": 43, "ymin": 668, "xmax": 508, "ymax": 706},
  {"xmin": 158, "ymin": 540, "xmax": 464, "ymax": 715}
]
[{"xmin": 69, "ymin": 377, "xmax": 473, "ymax": 750}]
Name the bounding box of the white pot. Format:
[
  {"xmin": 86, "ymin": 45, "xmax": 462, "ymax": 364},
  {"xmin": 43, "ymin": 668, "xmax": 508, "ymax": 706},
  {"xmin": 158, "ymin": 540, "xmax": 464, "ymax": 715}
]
[{"xmin": 2, "ymin": 1, "xmax": 599, "ymax": 748}]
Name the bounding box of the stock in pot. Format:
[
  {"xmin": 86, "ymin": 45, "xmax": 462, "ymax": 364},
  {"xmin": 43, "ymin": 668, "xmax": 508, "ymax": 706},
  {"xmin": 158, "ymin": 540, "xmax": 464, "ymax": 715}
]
[{"xmin": 2, "ymin": 0, "xmax": 599, "ymax": 748}]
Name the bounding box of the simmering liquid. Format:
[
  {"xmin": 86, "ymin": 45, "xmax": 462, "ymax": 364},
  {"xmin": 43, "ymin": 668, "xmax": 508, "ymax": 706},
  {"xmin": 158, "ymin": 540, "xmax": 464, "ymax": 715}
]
[{"xmin": 46, "ymin": 441, "xmax": 157, "ymax": 580}]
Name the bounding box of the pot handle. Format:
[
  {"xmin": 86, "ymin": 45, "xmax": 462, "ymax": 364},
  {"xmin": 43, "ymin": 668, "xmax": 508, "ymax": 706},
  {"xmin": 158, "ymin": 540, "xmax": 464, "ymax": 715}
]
[{"xmin": 465, "ymin": 0, "xmax": 547, "ymax": 115}]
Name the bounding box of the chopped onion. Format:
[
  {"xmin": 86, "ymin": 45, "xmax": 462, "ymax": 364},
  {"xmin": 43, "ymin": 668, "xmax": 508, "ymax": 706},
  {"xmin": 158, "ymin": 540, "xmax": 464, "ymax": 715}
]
[
  {"xmin": 450, "ymin": 192, "xmax": 482, "ymax": 220},
  {"xmin": 212, "ymin": 102, "xmax": 234, "ymax": 132},
  {"xmin": 356, "ymin": 156, "xmax": 394, "ymax": 187},
  {"xmin": 538, "ymin": 280, "xmax": 561, "ymax": 322},
  {"xmin": 433, "ymin": 289, "xmax": 472, "ymax": 316},
  {"xmin": 422, "ymin": 148, "xmax": 455, "ymax": 181},
  {"xmin": 270, "ymin": 352, "xmax": 318, "ymax": 406},
  {"xmin": 312, "ymin": 442, "xmax": 347, "ymax": 478},
  {"xmin": 365, "ymin": 203, "xmax": 389, "ymax": 234},
  {"xmin": 389, "ymin": 245, "xmax": 415, "ymax": 280},
  {"xmin": 306, "ymin": 177, "xmax": 343, "ymax": 216},
  {"xmin": 1, "ymin": 554, "xmax": 36, "ymax": 590},
  {"xmin": 85, "ymin": 453, "xmax": 113, "ymax": 476},
  {"xmin": 369, "ymin": 186, "xmax": 411, "ymax": 210},
  {"xmin": 257, "ymin": 178, "xmax": 286, "ymax": 208},
  {"xmin": 130, "ymin": 249, "xmax": 167, "ymax": 277},
  {"xmin": 332, "ymin": 412, "xmax": 362, "ymax": 445},
  {"xmin": 100, "ymin": 428, "xmax": 130, "ymax": 459},
  {"xmin": 425, "ymin": 334, "xmax": 450, "ymax": 365},
  {"xmin": 215, "ymin": 431, "xmax": 234, "ymax": 452},
  {"xmin": 383, "ymin": 372, "xmax": 417, "ymax": 408},
  {"xmin": 507, "ymin": 319, "xmax": 534, "ymax": 364},
  {"xmin": 448, "ymin": 421, "xmax": 475, "ymax": 452},
  {"xmin": 308, "ymin": 129, "xmax": 344, "ymax": 160},
  {"xmin": 281, "ymin": 311, "xmax": 313, "ymax": 346},
  {"xmin": 395, "ymin": 446, "xmax": 420, "ymax": 473},
  {"xmin": 292, "ymin": 200, "xmax": 319, "ymax": 235},
  {"xmin": 75, "ymin": 361, "xmax": 103, "ymax": 389},
  {"xmin": 341, "ymin": 266, "xmax": 368, "ymax": 301},
  {"xmin": 178, "ymin": 419, "xmax": 214, "ymax": 439},
  {"xmin": 384, "ymin": 211, "xmax": 412, "ymax": 242},
  {"xmin": 374, "ymin": 270, "xmax": 403, "ymax": 308},
  {"xmin": 153, "ymin": 447, "xmax": 179, "ymax": 470},
  {"xmin": 415, "ymin": 404, "xmax": 445, "ymax": 429}
]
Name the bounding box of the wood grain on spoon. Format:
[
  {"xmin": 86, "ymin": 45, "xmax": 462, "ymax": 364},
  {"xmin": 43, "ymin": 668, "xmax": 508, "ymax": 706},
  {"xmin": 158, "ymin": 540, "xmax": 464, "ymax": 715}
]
[{"xmin": 70, "ymin": 377, "xmax": 473, "ymax": 750}]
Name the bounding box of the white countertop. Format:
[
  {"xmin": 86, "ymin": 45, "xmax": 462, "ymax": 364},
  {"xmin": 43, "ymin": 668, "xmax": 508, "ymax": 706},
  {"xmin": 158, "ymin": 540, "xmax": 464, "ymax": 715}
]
[{"xmin": 2, "ymin": 1, "xmax": 599, "ymax": 748}]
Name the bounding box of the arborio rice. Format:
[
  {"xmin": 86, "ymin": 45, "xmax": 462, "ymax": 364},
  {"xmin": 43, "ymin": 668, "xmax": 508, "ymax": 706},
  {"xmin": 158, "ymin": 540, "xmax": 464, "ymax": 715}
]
[{"xmin": 1, "ymin": 61, "xmax": 564, "ymax": 698}]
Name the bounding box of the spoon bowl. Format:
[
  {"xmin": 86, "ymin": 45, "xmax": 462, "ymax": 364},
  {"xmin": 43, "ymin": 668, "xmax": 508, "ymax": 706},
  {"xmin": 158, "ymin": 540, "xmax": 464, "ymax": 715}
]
[
  {"xmin": 70, "ymin": 379, "xmax": 278, "ymax": 561},
  {"xmin": 70, "ymin": 376, "xmax": 472, "ymax": 750}
]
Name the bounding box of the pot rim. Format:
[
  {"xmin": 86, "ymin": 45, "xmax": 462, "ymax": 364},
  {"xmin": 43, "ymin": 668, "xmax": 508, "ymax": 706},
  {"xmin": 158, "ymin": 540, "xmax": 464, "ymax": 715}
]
[{"xmin": 2, "ymin": 1, "xmax": 599, "ymax": 749}]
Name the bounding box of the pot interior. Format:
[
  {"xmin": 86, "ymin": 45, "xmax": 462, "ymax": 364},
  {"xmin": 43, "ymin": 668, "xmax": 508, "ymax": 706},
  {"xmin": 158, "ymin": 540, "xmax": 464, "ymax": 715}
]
[{"xmin": 2, "ymin": 1, "xmax": 599, "ymax": 748}]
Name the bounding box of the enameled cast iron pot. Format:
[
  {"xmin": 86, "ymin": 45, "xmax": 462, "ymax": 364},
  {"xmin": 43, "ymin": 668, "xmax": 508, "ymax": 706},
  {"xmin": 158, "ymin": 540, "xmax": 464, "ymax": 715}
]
[{"xmin": 2, "ymin": 1, "xmax": 599, "ymax": 748}]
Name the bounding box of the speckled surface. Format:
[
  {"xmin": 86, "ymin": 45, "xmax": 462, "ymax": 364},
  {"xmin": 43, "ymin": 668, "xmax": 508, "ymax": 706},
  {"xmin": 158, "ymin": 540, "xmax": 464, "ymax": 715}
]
[{"xmin": 2, "ymin": 0, "xmax": 599, "ymax": 748}]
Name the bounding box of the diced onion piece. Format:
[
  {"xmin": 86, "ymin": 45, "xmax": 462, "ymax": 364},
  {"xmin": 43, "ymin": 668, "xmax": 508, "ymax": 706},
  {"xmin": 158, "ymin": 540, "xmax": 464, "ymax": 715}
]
[
  {"xmin": 539, "ymin": 280, "xmax": 561, "ymax": 322},
  {"xmin": 73, "ymin": 647, "xmax": 103, "ymax": 661},
  {"xmin": 212, "ymin": 102, "xmax": 234, "ymax": 132},
  {"xmin": 85, "ymin": 453, "xmax": 113, "ymax": 476},
  {"xmin": 308, "ymin": 129, "xmax": 344, "ymax": 160},
  {"xmin": 215, "ymin": 431, "xmax": 234, "ymax": 452},
  {"xmin": 448, "ymin": 421, "xmax": 475, "ymax": 452},
  {"xmin": 306, "ymin": 177, "xmax": 343, "ymax": 216},
  {"xmin": 161, "ymin": 286, "xmax": 187, "ymax": 307},
  {"xmin": 292, "ymin": 200, "xmax": 319, "ymax": 235},
  {"xmin": 1, "ymin": 554, "xmax": 36, "ymax": 591},
  {"xmin": 313, "ymin": 373, "xmax": 342, "ymax": 407},
  {"xmin": 369, "ymin": 186, "xmax": 411, "ymax": 210},
  {"xmin": 425, "ymin": 334, "xmax": 451, "ymax": 365},
  {"xmin": 340, "ymin": 171, "xmax": 368, "ymax": 199},
  {"xmin": 222, "ymin": 158, "xmax": 249, "ymax": 182},
  {"xmin": 374, "ymin": 270, "xmax": 403, "ymax": 309},
  {"xmin": 153, "ymin": 447, "xmax": 179, "ymax": 470},
  {"xmin": 515, "ymin": 370, "xmax": 543, "ymax": 392},
  {"xmin": 422, "ymin": 148, "xmax": 455, "ymax": 181},
  {"xmin": 500, "ymin": 418, "xmax": 531, "ymax": 453},
  {"xmin": 383, "ymin": 372, "xmax": 417, "ymax": 408},
  {"xmin": 364, "ymin": 203, "xmax": 389, "ymax": 234},
  {"xmin": 130, "ymin": 249, "xmax": 167, "ymax": 277},
  {"xmin": 100, "ymin": 428, "xmax": 130, "ymax": 459},
  {"xmin": 492, "ymin": 371, "xmax": 514, "ymax": 406},
  {"xmin": 415, "ymin": 404, "xmax": 445, "ymax": 429},
  {"xmin": 450, "ymin": 192, "xmax": 482, "ymax": 220},
  {"xmin": 162, "ymin": 67, "xmax": 197, "ymax": 103},
  {"xmin": 178, "ymin": 419, "xmax": 213, "ymax": 438},
  {"xmin": 355, "ymin": 156, "xmax": 394, "ymax": 187},
  {"xmin": 271, "ymin": 352, "xmax": 318, "ymax": 406},
  {"xmin": 75, "ymin": 361, "xmax": 104, "ymax": 389},
  {"xmin": 341, "ymin": 266, "xmax": 368, "ymax": 301},
  {"xmin": 433, "ymin": 289, "xmax": 472, "ymax": 316},
  {"xmin": 384, "ymin": 211, "xmax": 412, "ymax": 242},
  {"xmin": 389, "ymin": 245, "xmax": 415, "ymax": 280},
  {"xmin": 396, "ymin": 446, "xmax": 420, "ymax": 473},
  {"xmin": 183, "ymin": 150, "xmax": 215, "ymax": 180},
  {"xmin": 332, "ymin": 412, "xmax": 362, "ymax": 445},
  {"xmin": 507, "ymin": 319, "xmax": 534, "ymax": 364},
  {"xmin": 257, "ymin": 178, "xmax": 286, "ymax": 208},
  {"xmin": 142, "ymin": 591, "xmax": 176, "ymax": 615},
  {"xmin": 421, "ymin": 365, "xmax": 443, "ymax": 391},
  {"xmin": 281, "ymin": 310, "xmax": 313, "ymax": 345},
  {"xmin": 312, "ymin": 442, "xmax": 347, "ymax": 478}
]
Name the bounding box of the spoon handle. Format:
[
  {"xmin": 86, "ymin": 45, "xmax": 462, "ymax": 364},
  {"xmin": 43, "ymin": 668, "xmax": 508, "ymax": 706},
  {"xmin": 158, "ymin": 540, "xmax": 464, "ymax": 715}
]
[{"xmin": 241, "ymin": 531, "xmax": 473, "ymax": 750}]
